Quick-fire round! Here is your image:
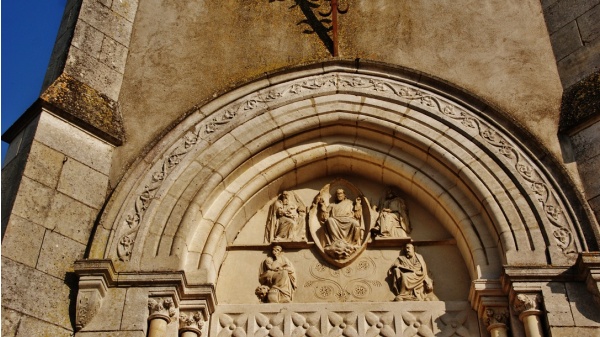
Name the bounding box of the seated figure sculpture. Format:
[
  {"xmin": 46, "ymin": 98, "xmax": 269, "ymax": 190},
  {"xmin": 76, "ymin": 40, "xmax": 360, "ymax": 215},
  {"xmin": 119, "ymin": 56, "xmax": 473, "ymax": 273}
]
[
  {"xmin": 256, "ymin": 245, "xmax": 297, "ymax": 303},
  {"xmin": 317, "ymin": 188, "xmax": 363, "ymax": 259},
  {"xmin": 389, "ymin": 243, "xmax": 437, "ymax": 301},
  {"xmin": 373, "ymin": 188, "xmax": 411, "ymax": 238},
  {"xmin": 265, "ymin": 191, "xmax": 306, "ymax": 242}
]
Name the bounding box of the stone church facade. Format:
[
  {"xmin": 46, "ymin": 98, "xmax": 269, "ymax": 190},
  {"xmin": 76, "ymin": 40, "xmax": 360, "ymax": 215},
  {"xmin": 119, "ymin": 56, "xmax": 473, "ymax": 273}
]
[{"xmin": 2, "ymin": 1, "xmax": 599, "ymax": 336}]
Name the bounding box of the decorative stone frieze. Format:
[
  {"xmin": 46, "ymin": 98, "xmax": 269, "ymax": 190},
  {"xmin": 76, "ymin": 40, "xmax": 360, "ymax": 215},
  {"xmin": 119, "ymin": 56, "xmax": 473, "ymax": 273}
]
[
  {"xmin": 211, "ymin": 302, "xmax": 479, "ymax": 337},
  {"xmin": 75, "ymin": 275, "xmax": 108, "ymax": 331}
]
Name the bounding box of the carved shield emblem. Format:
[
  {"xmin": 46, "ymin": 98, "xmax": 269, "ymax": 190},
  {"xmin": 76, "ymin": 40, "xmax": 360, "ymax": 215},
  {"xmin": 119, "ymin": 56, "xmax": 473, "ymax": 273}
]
[{"xmin": 308, "ymin": 179, "xmax": 372, "ymax": 267}]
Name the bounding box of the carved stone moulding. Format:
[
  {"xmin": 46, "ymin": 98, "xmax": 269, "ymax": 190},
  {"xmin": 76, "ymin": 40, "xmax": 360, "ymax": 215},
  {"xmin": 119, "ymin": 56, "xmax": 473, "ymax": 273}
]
[
  {"xmin": 74, "ymin": 259, "xmax": 217, "ymax": 330},
  {"xmin": 211, "ymin": 301, "xmax": 479, "ymax": 337}
]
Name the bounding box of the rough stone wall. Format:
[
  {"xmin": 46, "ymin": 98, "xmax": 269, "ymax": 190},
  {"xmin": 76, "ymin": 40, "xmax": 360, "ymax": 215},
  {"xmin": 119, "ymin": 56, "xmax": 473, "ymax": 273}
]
[
  {"xmin": 111, "ymin": 0, "xmax": 565, "ymax": 186},
  {"xmin": 1, "ymin": 111, "xmax": 113, "ymax": 337},
  {"xmin": 542, "ymin": 0, "xmax": 600, "ymax": 89}
]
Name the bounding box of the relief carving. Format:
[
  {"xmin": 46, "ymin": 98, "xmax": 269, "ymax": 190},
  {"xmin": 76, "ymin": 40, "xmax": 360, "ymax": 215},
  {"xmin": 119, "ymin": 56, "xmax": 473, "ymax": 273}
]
[
  {"xmin": 513, "ymin": 293, "xmax": 541, "ymax": 315},
  {"xmin": 256, "ymin": 245, "xmax": 297, "ymax": 303},
  {"xmin": 179, "ymin": 311, "xmax": 205, "ymax": 334},
  {"xmin": 308, "ymin": 180, "xmax": 373, "ymax": 267},
  {"xmin": 265, "ymin": 191, "xmax": 307, "ymax": 243},
  {"xmin": 371, "ymin": 188, "xmax": 411, "ymax": 238},
  {"xmin": 148, "ymin": 297, "xmax": 177, "ymax": 322},
  {"xmin": 485, "ymin": 307, "xmax": 510, "ymax": 327},
  {"xmin": 389, "ymin": 243, "xmax": 438, "ymax": 301},
  {"xmin": 303, "ymin": 257, "xmax": 382, "ymax": 302}
]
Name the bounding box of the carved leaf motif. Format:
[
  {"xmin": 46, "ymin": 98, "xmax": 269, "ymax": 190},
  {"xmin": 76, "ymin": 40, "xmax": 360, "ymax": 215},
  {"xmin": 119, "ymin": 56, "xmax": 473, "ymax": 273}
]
[
  {"xmin": 218, "ymin": 329, "xmax": 233, "ymax": 337},
  {"xmin": 270, "ymin": 327, "xmax": 284, "ymax": 337},
  {"xmin": 291, "ymin": 327, "xmax": 306, "ymax": 337},
  {"xmin": 327, "ymin": 326, "xmax": 343, "ymax": 337},
  {"xmin": 328, "ymin": 312, "xmax": 344, "ymax": 326},
  {"xmin": 343, "ymin": 312, "xmax": 357, "ymax": 324},
  {"xmin": 255, "ymin": 328, "xmax": 269, "ymax": 337},
  {"xmin": 232, "ymin": 327, "xmax": 247, "ymax": 337},
  {"xmin": 271, "ymin": 313, "xmax": 285, "ymax": 326},
  {"xmin": 219, "ymin": 314, "xmax": 234, "ymax": 328},
  {"xmin": 291, "ymin": 312, "xmax": 306, "ymax": 326},
  {"xmin": 306, "ymin": 326, "xmax": 321, "ymax": 337},
  {"xmin": 343, "ymin": 326, "xmax": 359, "ymax": 337},
  {"xmin": 365, "ymin": 327, "xmax": 379, "ymax": 337},
  {"xmin": 380, "ymin": 325, "xmax": 396, "ymax": 337},
  {"xmin": 380, "ymin": 312, "xmax": 394, "ymax": 325},
  {"xmin": 255, "ymin": 313, "xmax": 270, "ymax": 327},
  {"xmin": 364, "ymin": 311, "xmax": 379, "ymax": 325}
]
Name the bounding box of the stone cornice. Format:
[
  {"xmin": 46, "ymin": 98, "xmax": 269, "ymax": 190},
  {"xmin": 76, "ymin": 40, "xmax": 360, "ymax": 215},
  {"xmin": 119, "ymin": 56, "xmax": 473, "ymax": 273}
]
[{"xmin": 73, "ymin": 259, "xmax": 217, "ymax": 313}]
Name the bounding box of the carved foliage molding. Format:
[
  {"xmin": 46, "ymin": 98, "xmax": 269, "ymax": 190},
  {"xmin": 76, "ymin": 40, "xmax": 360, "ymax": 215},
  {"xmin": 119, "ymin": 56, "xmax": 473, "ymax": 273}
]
[
  {"xmin": 114, "ymin": 71, "xmax": 578, "ymax": 260},
  {"xmin": 75, "ymin": 276, "xmax": 108, "ymax": 331},
  {"xmin": 212, "ymin": 304, "xmax": 477, "ymax": 337},
  {"xmin": 148, "ymin": 297, "xmax": 177, "ymax": 322}
]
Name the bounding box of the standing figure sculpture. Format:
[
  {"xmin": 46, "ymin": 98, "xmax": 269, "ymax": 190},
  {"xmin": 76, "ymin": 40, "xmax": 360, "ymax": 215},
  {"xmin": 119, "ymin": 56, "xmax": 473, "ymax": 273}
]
[
  {"xmin": 317, "ymin": 188, "xmax": 363, "ymax": 259},
  {"xmin": 256, "ymin": 245, "xmax": 297, "ymax": 303},
  {"xmin": 265, "ymin": 191, "xmax": 306, "ymax": 242},
  {"xmin": 373, "ymin": 188, "xmax": 411, "ymax": 238},
  {"xmin": 389, "ymin": 243, "xmax": 437, "ymax": 301}
]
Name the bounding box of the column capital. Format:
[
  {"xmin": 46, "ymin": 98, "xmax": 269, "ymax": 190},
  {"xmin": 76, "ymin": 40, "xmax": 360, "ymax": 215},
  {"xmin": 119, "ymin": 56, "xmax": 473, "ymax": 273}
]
[
  {"xmin": 148, "ymin": 295, "xmax": 178, "ymax": 323},
  {"xmin": 179, "ymin": 311, "xmax": 204, "ymax": 335}
]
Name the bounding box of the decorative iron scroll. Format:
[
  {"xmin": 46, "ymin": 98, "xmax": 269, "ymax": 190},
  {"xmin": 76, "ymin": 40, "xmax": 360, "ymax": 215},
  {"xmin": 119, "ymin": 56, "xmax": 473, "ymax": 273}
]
[
  {"xmin": 212, "ymin": 303, "xmax": 477, "ymax": 337},
  {"xmin": 115, "ymin": 72, "xmax": 577, "ymax": 260}
]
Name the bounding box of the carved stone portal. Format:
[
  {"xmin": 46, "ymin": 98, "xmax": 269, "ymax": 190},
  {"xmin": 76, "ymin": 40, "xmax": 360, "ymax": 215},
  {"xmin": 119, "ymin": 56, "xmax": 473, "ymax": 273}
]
[
  {"xmin": 256, "ymin": 245, "xmax": 297, "ymax": 303},
  {"xmin": 308, "ymin": 180, "xmax": 373, "ymax": 267},
  {"xmin": 389, "ymin": 243, "xmax": 438, "ymax": 301}
]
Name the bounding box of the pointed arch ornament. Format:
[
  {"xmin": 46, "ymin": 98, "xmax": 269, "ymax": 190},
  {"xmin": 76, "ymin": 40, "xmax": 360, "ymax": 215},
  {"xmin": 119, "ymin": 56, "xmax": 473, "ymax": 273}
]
[{"xmin": 94, "ymin": 61, "xmax": 594, "ymax": 285}]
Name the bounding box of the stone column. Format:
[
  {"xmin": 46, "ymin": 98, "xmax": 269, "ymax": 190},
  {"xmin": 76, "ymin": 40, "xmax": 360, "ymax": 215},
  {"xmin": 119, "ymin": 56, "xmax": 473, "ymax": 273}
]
[
  {"xmin": 513, "ymin": 293, "xmax": 545, "ymax": 337},
  {"xmin": 484, "ymin": 307, "xmax": 509, "ymax": 337},
  {"xmin": 148, "ymin": 297, "xmax": 177, "ymax": 337},
  {"xmin": 179, "ymin": 311, "xmax": 205, "ymax": 337}
]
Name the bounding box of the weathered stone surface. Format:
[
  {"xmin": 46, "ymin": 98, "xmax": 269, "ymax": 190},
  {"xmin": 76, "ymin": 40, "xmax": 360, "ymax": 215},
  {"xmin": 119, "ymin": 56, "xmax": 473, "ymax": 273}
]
[
  {"xmin": 544, "ymin": 0, "xmax": 600, "ymax": 33},
  {"xmin": 34, "ymin": 111, "xmax": 115, "ymax": 175},
  {"xmin": 1, "ymin": 257, "xmax": 73, "ymax": 329},
  {"xmin": 120, "ymin": 288, "xmax": 148, "ymax": 332},
  {"xmin": 111, "ymin": 0, "xmax": 138, "ymax": 22},
  {"xmin": 11, "ymin": 176, "xmax": 54, "ymax": 226},
  {"xmin": 23, "ymin": 140, "xmax": 65, "ymax": 189},
  {"xmin": 65, "ymin": 46, "xmax": 124, "ymax": 102},
  {"xmin": 565, "ymin": 282, "xmax": 600, "ymax": 327},
  {"xmin": 571, "ymin": 122, "xmax": 600, "ymax": 162},
  {"xmin": 79, "ymin": 0, "xmax": 133, "ymax": 46},
  {"xmin": 577, "ymin": 4, "xmax": 600, "ymax": 42},
  {"xmin": 14, "ymin": 315, "xmax": 73, "ymax": 337},
  {"xmin": 36, "ymin": 231, "xmax": 86, "ymax": 279},
  {"xmin": 560, "ymin": 71, "xmax": 600, "ymax": 132},
  {"xmin": 542, "ymin": 282, "xmax": 575, "ymax": 326},
  {"xmin": 549, "ymin": 326, "xmax": 600, "ymax": 337},
  {"xmin": 76, "ymin": 331, "xmax": 145, "ymax": 337},
  {"xmin": 71, "ymin": 20, "xmax": 105, "ymax": 59},
  {"xmin": 557, "ymin": 36, "xmax": 600, "ymax": 88},
  {"xmin": 550, "ymin": 21, "xmax": 583, "ymax": 61},
  {"xmin": 1, "ymin": 307, "xmax": 21, "ymax": 337},
  {"xmin": 57, "ymin": 158, "xmax": 108, "ymax": 209},
  {"xmin": 1, "ymin": 216, "xmax": 46, "ymax": 268},
  {"xmin": 99, "ymin": 37, "xmax": 128, "ymax": 74},
  {"xmin": 46, "ymin": 192, "xmax": 98, "ymax": 244}
]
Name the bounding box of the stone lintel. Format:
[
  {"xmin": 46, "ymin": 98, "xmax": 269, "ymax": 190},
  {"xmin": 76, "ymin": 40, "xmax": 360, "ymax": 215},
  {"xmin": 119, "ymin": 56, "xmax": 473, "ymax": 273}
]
[
  {"xmin": 2, "ymin": 73, "xmax": 125, "ymax": 146},
  {"xmin": 560, "ymin": 70, "xmax": 600, "ymax": 135},
  {"xmin": 74, "ymin": 259, "xmax": 217, "ymax": 313}
]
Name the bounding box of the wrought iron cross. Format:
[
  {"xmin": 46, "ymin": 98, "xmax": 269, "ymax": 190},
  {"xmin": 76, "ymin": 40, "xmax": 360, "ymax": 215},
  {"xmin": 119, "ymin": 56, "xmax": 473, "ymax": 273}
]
[{"xmin": 271, "ymin": 0, "xmax": 349, "ymax": 56}]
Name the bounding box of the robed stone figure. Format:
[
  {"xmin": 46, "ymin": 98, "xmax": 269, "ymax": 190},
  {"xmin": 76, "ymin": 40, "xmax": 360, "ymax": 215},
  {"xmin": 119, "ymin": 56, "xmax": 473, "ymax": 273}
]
[
  {"xmin": 256, "ymin": 245, "xmax": 297, "ymax": 303},
  {"xmin": 265, "ymin": 191, "xmax": 306, "ymax": 242},
  {"xmin": 374, "ymin": 188, "xmax": 411, "ymax": 238},
  {"xmin": 389, "ymin": 243, "xmax": 437, "ymax": 301},
  {"xmin": 317, "ymin": 188, "xmax": 363, "ymax": 259}
]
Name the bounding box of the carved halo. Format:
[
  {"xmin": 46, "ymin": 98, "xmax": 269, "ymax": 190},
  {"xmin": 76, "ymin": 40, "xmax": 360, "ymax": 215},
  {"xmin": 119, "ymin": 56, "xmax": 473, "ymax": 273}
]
[{"xmin": 308, "ymin": 179, "xmax": 372, "ymax": 267}]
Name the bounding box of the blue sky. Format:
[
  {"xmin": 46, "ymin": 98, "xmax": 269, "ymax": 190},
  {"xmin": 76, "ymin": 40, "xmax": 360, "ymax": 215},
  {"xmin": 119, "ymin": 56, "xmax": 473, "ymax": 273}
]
[{"xmin": 1, "ymin": 1, "xmax": 67, "ymax": 164}]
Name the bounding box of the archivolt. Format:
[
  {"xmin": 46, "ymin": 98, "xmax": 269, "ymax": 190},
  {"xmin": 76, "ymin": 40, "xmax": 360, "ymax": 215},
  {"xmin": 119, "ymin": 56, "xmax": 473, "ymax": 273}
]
[{"xmin": 97, "ymin": 61, "xmax": 584, "ymax": 283}]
